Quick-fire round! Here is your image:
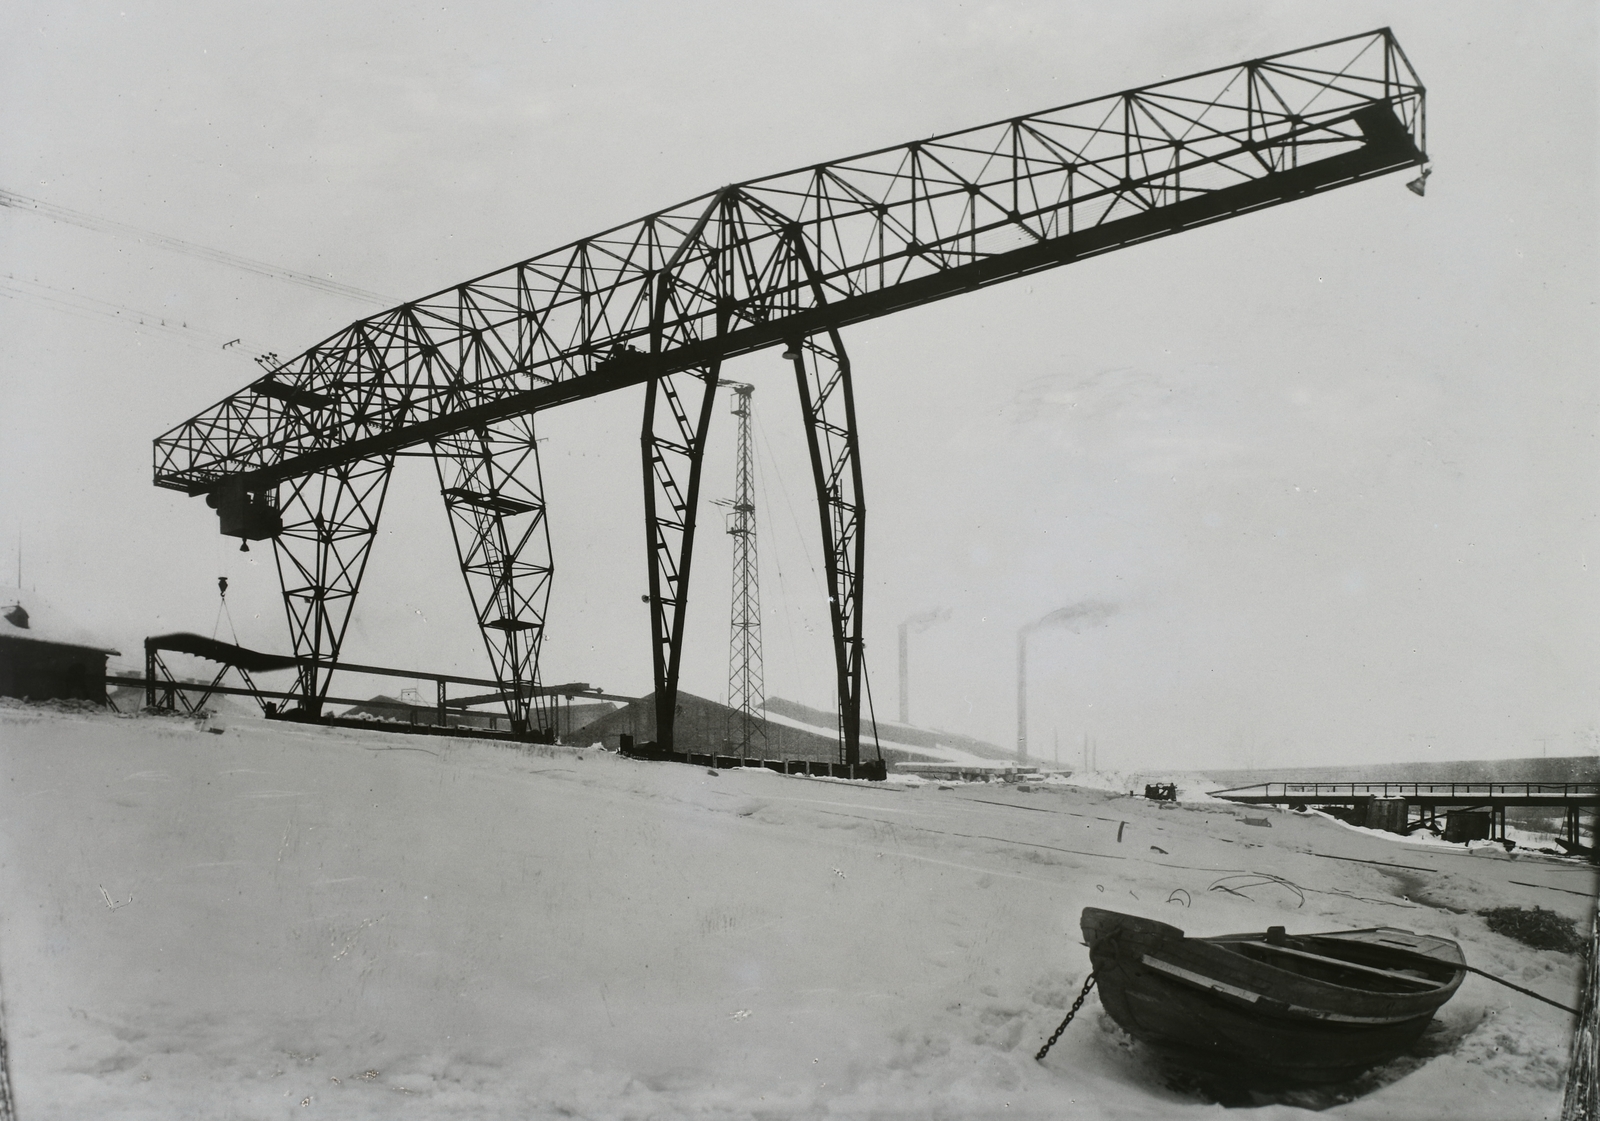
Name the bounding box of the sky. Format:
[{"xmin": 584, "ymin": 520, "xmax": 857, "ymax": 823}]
[{"xmin": 1, "ymin": 1, "xmax": 1594, "ymax": 771}]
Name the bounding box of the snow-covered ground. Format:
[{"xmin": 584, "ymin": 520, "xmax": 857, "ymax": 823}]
[{"xmin": 0, "ymin": 703, "xmax": 1593, "ymax": 1119}]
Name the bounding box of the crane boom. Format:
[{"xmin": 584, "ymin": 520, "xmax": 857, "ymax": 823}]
[{"xmin": 154, "ymin": 28, "xmax": 1423, "ymax": 496}]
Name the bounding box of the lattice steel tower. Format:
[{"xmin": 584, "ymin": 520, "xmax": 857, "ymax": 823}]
[{"xmin": 721, "ymin": 382, "xmax": 766, "ymax": 758}]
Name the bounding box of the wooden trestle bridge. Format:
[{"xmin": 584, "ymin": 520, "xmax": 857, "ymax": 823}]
[{"xmin": 1210, "ymin": 781, "xmax": 1600, "ymax": 853}]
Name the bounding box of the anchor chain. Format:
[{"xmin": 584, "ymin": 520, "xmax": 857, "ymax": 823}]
[{"xmin": 1034, "ymin": 972, "xmax": 1097, "ymax": 1062}]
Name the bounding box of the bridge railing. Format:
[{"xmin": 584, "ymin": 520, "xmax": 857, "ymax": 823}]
[{"xmin": 1208, "ymin": 781, "xmax": 1600, "ymax": 801}]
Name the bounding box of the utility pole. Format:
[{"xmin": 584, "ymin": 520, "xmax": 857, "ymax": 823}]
[
  {"xmin": 1019, "ymin": 601, "xmax": 1114, "ymax": 767},
  {"xmin": 721, "ymin": 382, "xmax": 766, "ymax": 759}
]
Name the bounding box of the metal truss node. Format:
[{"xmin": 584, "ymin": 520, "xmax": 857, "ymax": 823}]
[{"xmin": 434, "ymin": 415, "xmax": 554, "ymax": 735}]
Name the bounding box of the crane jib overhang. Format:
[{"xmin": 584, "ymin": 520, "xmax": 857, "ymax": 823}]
[
  {"xmin": 162, "ymin": 121, "xmax": 1420, "ymax": 498},
  {"xmin": 154, "ymin": 36, "xmax": 1425, "ymax": 498}
]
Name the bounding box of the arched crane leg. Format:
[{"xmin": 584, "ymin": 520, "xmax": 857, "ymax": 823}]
[
  {"xmin": 272, "ymin": 454, "xmax": 394, "ymax": 716},
  {"xmin": 641, "ymin": 362, "xmax": 721, "ymax": 753},
  {"xmin": 787, "ymin": 331, "xmax": 866, "ymax": 767},
  {"xmin": 432, "ymin": 414, "xmax": 554, "ymax": 736}
]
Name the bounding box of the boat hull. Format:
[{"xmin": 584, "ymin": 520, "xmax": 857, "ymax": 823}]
[{"xmin": 1082, "ymin": 908, "xmax": 1465, "ymax": 1086}]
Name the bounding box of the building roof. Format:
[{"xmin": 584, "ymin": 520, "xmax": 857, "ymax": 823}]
[
  {"xmin": 762, "ymin": 696, "xmax": 1013, "ymax": 763},
  {"xmin": 0, "ymin": 590, "xmax": 120, "ymax": 656},
  {"xmin": 145, "ymin": 632, "xmax": 298, "ymax": 673}
]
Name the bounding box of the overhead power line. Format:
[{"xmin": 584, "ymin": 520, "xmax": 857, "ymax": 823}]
[
  {"xmin": 0, "ymin": 187, "xmax": 394, "ymax": 306},
  {"xmin": 0, "ymin": 273, "xmax": 258, "ymax": 359}
]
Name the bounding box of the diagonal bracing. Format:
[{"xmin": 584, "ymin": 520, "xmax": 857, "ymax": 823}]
[
  {"xmin": 434, "ymin": 415, "xmax": 555, "ymax": 735},
  {"xmin": 271, "ymin": 455, "xmax": 394, "ymax": 715}
]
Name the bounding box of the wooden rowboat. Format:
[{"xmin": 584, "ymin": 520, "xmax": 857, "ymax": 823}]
[{"xmin": 1081, "ymin": 907, "xmax": 1466, "ymax": 1086}]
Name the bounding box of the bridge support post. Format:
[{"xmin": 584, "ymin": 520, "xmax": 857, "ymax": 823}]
[
  {"xmin": 144, "ymin": 640, "xmax": 157, "ymax": 710},
  {"xmin": 272, "ymin": 454, "xmax": 394, "ymax": 717},
  {"xmin": 434, "ymin": 415, "xmax": 554, "ymax": 736},
  {"xmin": 786, "ymin": 331, "xmax": 866, "ymax": 767},
  {"xmin": 641, "ymin": 362, "xmax": 721, "ymax": 753}
]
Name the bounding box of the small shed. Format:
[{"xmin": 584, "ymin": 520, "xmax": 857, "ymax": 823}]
[{"xmin": 0, "ymin": 592, "xmax": 121, "ymax": 703}]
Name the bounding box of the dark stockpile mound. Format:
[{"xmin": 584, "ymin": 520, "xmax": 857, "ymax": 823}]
[{"xmin": 1480, "ymin": 906, "xmax": 1587, "ymax": 955}]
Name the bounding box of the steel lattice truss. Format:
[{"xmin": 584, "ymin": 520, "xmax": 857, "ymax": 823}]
[
  {"xmin": 722, "ymin": 383, "xmax": 766, "ymax": 758},
  {"xmin": 155, "ymin": 28, "xmax": 1422, "ymax": 494},
  {"xmin": 152, "ymin": 28, "xmax": 1425, "ymax": 758},
  {"xmin": 273, "ymin": 455, "xmax": 392, "ymax": 707},
  {"xmin": 434, "ymin": 414, "xmax": 555, "ymax": 733}
]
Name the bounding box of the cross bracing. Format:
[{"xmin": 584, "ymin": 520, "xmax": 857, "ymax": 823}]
[{"xmin": 152, "ymin": 28, "xmax": 1425, "ymax": 761}]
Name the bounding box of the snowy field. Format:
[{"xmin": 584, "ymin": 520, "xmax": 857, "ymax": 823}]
[{"xmin": 0, "ymin": 703, "xmax": 1593, "ymax": 1120}]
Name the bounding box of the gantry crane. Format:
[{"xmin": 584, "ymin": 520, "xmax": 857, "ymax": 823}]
[{"xmin": 153, "ymin": 28, "xmax": 1426, "ymax": 768}]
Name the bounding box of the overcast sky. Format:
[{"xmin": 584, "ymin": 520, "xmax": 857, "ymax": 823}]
[{"xmin": 2, "ymin": 2, "xmax": 1594, "ymax": 771}]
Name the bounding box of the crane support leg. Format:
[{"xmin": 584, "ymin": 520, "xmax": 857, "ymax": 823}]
[
  {"xmin": 641, "ymin": 362, "xmax": 720, "ymax": 753},
  {"xmin": 788, "ymin": 331, "xmax": 866, "ymax": 767},
  {"xmin": 433, "ymin": 414, "xmax": 554, "ymax": 736},
  {"xmin": 271, "ymin": 454, "xmax": 394, "ymax": 716}
]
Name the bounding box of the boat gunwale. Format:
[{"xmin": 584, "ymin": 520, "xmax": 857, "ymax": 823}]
[
  {"xmin": 1135, "ymin": 953, "xmax": 1442, "ymax": 1024},
  {"xmin": 1204, "ymin": 937, "xmax": 1458, "ymax": 990}
]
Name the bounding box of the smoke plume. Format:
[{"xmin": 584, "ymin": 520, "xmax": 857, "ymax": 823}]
[
  {"xmin": 900, "ymin": 607, "xmax": 951, "ymax": 634},
  {"xmin": 1024, "ymin": 599, "xmax": 1117, "ymax": 635}
]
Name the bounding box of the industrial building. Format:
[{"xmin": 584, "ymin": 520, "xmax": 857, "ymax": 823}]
[{"xmin": 0, "ymin": 592, "xmax": 120, "ymax": 704}]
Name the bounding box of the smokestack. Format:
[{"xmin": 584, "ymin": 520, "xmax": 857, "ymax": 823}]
[
  {"xmin": 898, "ymin": 624, "xmax": 909, "ymax": 724},
  {"xmin": 898, "ymin": 608, "xmax": 949, "ymax": 726},
  {"xmin": 1016, "ymin": 626, "xmax": 1029, "ymax": 762},
  {"xmin": 1017, "ymin": 600, "xmax": 1116, "ymax": 767}
]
